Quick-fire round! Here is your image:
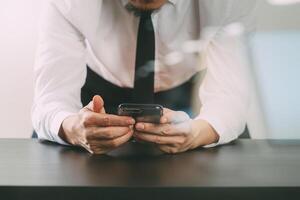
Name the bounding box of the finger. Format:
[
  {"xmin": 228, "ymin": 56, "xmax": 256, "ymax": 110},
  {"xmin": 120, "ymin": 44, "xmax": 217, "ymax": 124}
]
[
  {"xmin": 158, "ymin": 145, "xmax": 179, "ymax": 154},
  {"xmin": 83, "ymin": 113, "xmax": 135, "ymax": 127},
  {"xmin": 135, "ymin": 123, "xmax": 170, "ymax": 135},
  {"xmin": 160, "ymin": 108, "xmax": 190, "ymax": 124},
  {"xmin": 84, "ymin": 95, "xmax": 105, "ymax": 114},
  {"xmin": 134, "ymin": 132, "xmax": 185, "ymax": 145},
  {"xmin": 101, "ymin": 130, "xmax": 133, "ymax": 148},
  {"xmin": 135, "ymin": 121, "xmax": 191, "ymax": 136},
  {"xmin": 86, "ymin": 126, "xmax": 132, "ymax": 140},
  {"xmin": 160, "ymin": 108, "xmax": 171, "ymax": 124},
  {"xmin": 91, "ymin": 147, "xmax": 110, "ymax": 155}
]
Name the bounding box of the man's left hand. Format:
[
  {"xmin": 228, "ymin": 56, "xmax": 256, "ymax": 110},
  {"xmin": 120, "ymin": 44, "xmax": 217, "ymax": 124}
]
[{"xmin": 133, "ymin": 108, "xmax": 219, "ymax": 154}]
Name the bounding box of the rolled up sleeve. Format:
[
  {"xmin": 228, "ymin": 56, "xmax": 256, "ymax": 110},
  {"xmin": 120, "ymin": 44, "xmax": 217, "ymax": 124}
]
[
  {"xmin": 196, "ymin": 33, "xmax": 251, "ymax": 147},
  {"xmin": 196, "ymin": 0, "xmax": 257, "ymax": 147},
  {"xmin": 31, "ymin": 0, "xmax": 87, "ymax": 145}
]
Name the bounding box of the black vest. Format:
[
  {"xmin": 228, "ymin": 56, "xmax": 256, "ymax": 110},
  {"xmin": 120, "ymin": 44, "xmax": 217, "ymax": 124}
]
[{"xmin": 81, "ymin": 66, "xmax": 198, "ymax": 116}]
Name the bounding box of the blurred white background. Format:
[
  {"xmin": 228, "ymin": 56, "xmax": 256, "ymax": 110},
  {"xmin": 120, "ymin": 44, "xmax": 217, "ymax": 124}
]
[
  {"xmin": 0, "ymin": 0, "xmax": 299, "ymax": 138},
  {"xmin": 248, "ymin": 0, "xmax": 300, "ymax": 139},
  {"xmin": 0, "ymin": 0, "xmax": 42, "ymax": 138}
]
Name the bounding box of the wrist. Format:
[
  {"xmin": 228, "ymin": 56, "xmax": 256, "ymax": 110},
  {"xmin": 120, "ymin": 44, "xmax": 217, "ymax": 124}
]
[
  {"xmin": 59, "ymin": 115, "xmax": 78, "ymax": 145},
  {"xmin": 191, "ymin": 119, "xmax": 220, "ymax": 148}
]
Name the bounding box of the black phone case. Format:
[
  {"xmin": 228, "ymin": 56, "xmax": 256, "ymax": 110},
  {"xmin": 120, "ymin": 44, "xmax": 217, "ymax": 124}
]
[{"xmin": 118, "ymin": 103, "xmax": 163, "ymax": 123}]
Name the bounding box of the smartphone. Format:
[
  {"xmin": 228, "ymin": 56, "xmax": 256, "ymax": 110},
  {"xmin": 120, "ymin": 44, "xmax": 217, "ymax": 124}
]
[{"xmin": 118, "ymin": 103, "xmax": 163, "ymax": 123}]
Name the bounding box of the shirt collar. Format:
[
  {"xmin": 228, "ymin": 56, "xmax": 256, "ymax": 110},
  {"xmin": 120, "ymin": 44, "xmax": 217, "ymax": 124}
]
[
  {"xmin": 121, "ymin": 0, "xmax": 177, "ymax": 7},
  {"xmin": 168, "ymin": 0, "xmax": 178, "ymax": 5}
]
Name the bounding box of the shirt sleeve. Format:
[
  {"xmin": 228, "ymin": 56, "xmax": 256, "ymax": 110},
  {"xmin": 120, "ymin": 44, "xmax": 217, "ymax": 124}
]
[
  {"xmin": 31, "ymin": 0, "xmax": 87, "ymax": 145},
  {"xmin": 196, "ymin": 0, "xmax": 257, "ymax": 147}
]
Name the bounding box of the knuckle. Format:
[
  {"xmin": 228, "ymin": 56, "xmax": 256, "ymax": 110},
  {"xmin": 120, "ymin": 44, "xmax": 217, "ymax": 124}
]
[
  {"xmin": 154, "ymin": 135, "xmax": 162, "ymax": 144},
  {"xmin": 124, "ymin": 127, "xmax": 130, "ymax": 133},
  {"xmin": 81, "ymin": 113, "xmax": 93, "ymax": 127},
  {"xmin": 121, "ymin": 127, "xmax": 129, "ymax": 136},
  {"xmin": 177, "ymin": 137, "xmax": 186, "ymax": 145},
  {"xmin": 162, "ymin": 124, "xmax": 172, "ymax": 135},
  {"xmin": 142, "ymin": 123, "xmax": 148, "ymax": 130},
  {"xmin": 102, "ymin": 117, "xmax": 110, "ymax": 126},
  {"xmin": 87, "ymin": 127, "xmax": 97, "ymax": 137}
]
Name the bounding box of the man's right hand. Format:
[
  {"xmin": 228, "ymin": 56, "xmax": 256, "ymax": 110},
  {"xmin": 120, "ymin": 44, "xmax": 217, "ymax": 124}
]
[{"xmin": 59, "ymin": 95, "xmax": 135, "ymax": 154}]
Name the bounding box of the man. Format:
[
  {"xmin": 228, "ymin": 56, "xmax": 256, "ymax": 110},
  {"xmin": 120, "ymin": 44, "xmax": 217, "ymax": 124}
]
[{"xmin": 32, "ymin": 0, "xmax": 256, "ymax": 154}]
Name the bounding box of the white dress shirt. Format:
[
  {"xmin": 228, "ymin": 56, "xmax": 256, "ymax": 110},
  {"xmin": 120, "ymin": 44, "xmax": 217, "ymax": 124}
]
[{"xmin": 32, "ymin": 0, "xmax": 256, "ymax": 146}]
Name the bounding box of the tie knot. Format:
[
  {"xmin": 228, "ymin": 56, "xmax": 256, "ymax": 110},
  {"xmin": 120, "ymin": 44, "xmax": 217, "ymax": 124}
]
[
  {"xmin": 125, "ymin": 3, "xmax": 154, "ymax": 17},
  {"xmin": 141, "ymin": 10, "xmax": 153, "ymax": 18}
]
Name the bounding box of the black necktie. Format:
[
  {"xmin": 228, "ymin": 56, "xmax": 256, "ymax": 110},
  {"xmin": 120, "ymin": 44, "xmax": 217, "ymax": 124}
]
[{"xmin": 133, "ymin": 11, "xmax": 155, "ymax": 104}]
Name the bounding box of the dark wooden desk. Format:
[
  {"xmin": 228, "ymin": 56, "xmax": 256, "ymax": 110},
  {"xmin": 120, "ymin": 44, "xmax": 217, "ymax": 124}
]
[{"xmin": 0, "ymin": 139, "xmax": 300, "ymax": 200}]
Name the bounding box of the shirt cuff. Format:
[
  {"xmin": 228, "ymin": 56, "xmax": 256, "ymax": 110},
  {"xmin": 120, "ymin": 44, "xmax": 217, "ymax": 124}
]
[
  {"xmin": 49, "ymin": 111, "xmax": 75, "ymax": 146},
  {"xmin": 195, "ymin": 111, "xmax": 238, "ymax": 148}
]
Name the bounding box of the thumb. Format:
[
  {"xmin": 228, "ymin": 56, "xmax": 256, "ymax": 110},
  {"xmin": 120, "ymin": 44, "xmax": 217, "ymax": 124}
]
[
  {"xmin": 86, "ymin": 95, "xmax": 105, "ymax": 113},
  {"xmin": 92, "ymin": 95, "xmax": 104, "ymax": 113}
]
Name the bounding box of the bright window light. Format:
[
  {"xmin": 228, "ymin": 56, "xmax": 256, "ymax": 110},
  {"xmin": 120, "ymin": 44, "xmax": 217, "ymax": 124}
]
[{"xmin": 267, "ymin": 0, "xmax": 300, "ymax": 5}]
